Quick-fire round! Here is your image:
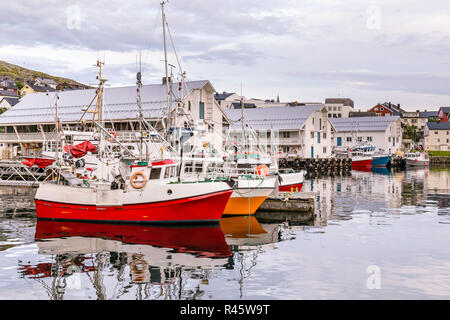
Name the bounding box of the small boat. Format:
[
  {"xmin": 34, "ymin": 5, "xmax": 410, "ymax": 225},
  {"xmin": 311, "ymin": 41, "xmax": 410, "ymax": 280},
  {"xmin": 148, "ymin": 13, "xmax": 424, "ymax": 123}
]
[
  {"xmin": 222, "ymin": 173, "xmax": 276, "ymax": 215},
  {"xmin": 278, "ymin": 169, "xmax": 306, "ymax": 192},
  {"xmin": 405, "ymin": 152, "xmax": 429, "ymax": 166},
  {"xmin": 350, "ymin": 149, "xmax": 373, "ymax": 167},
  {"xmin": 371, "ymin": 154, "xmax": 391, "ymax": 167}
]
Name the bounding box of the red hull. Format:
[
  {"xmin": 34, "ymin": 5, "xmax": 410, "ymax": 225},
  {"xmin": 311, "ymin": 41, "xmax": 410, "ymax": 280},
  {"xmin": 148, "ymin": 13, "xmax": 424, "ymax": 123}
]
[
  {"xmin": 34, "ymin": 220, "xmax": 232, "ymax": 258},
  {"xmin": 35, "ymin": 190, "xmax": 233, "ymax": 224},
  {"xmin": 351, "ymin": 159, "xmax": 373, "ymax": 167},
  {"xmin": 279, "ymin": 183, "xmax": 303, "ymax": 192}
]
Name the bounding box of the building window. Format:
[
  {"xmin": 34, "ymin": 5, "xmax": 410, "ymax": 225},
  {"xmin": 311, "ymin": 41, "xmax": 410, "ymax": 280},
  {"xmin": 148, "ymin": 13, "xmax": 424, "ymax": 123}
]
[
  {"xmin": 323, "ymin": 133, "xmax": 327, "ymax": 139},
  {"xmin": 311, "ymin": 132, "xmax": 314, "ymax": 138},
  {"xmin": 346, "ymin": 137, "xmax": 352, "ymax": 142},
  {"xmin": 282, "ymin": 132, "xmax": 290, "ymax": 138},
  {"xmin": 435, "ymin": 131, "xmax": 438, "ymax": 134},
  {"xmin": 317, "ymin": 132, "xmax": 321, "ymax": 143},
  {"xmin": 357, "ymin": 137, "xmax": 363, "ymax": 142},
  {"xmin": 367, "ymin": 137, "xmax": 373, "ymax": 142},
  {"xmin": 323, "ymin": 147, "xmax": 327, "ymax": 154}
]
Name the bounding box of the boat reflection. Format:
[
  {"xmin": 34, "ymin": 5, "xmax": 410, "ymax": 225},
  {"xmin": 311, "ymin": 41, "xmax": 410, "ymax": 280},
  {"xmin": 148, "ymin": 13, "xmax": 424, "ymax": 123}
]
[
  {"xmin": 220, "ymin": 216, "xmax": 280, "ymax": 249},
  {"xmin": 371, "ymin": 167, "xmax": 390, "ymax": 175},
  {"xmin": 19, "ymin": 220, "xmax": 233, "ymax": 299},
  {"xmin": 35, "ymin": 220, "xmax": 232, "ymax": 260}
]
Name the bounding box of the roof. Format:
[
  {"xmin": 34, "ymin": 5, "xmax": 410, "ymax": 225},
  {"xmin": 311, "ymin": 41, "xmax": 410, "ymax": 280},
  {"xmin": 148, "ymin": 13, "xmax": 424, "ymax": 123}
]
[
  {"xmin": 426, "ymin": 121, "xmax": 450, "ymax": 130},
  {"xmin": 0, "ymin": 80, "xmax": 210, "ymax": 125},
  {"xmin": 0, "ymin": 97, "xmax": 19, "ymax": 107},
  {"xmin": 36, "ymin": 78, "xmax": 57, "ymax": 85},
  {"xmin": 226, "ymin": 104, "xmax": 324, "ymax": 131},
  {"xmin": 439, "ymin": 107, "xmax": 450, "ymax": 113},
  {"xmin": 330, "ymin": 116, "xmax": 400, "ymax": 132},
  {"xmin": 214, "ymin": 92, "xmax": 236, "ymax": 100},
  {"xmin": 24, "ymin": 84, "xmax": 56, "ymax": 92},
  {"xmin": 230, "ymin": 102, "xmax": 257, "ymax": 109},
  {"xmin": 0, "ymin": 90, "xmax": 19, "ymax": 98},
  {"xmin": 349, "ymin": 111, "xmax": 377, "ymax": 117},
  {"xmin": 419, "ymin": 111, "xmax": 439, "ymax": 118}
]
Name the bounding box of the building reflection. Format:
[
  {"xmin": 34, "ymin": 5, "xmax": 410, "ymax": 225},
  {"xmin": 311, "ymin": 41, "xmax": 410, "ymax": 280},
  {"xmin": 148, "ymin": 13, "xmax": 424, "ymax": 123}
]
[{"xmin": 302, "ymin": 167, "xmax": 450, "ymax": 226}]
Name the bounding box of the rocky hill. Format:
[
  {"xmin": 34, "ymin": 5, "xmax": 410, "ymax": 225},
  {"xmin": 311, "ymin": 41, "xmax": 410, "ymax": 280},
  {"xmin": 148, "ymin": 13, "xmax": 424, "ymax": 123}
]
[{"xmin": 0, "ymin": 60, "xmax": 88, "ymax": 89}]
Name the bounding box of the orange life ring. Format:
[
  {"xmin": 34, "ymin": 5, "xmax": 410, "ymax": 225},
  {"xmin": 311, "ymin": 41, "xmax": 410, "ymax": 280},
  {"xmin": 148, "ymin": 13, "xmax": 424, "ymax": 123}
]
[
  {"xmin": 255, "ymin": 164, "xmax": 269, "ymax": 176},
  {"xmin": 130, "ymin": 171, "xmax": 148, "ymax": 189},
  {"xmin": 107, "ymin": 131, "xmax": 118, "ymax": 143}
]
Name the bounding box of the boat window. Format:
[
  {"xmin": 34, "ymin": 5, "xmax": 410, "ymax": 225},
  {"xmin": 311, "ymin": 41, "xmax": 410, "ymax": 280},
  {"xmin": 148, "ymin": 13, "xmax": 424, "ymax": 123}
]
[
  {"xmin": 194, "ymin": 162, "xmax": 203, "ymax": 173},
  {"xmin": 150, "ymin": 168, "xmax": 161, "ymax": 180},
  {"xmin": 163, "ymin": 167, "xmax": 169, "ymax": 178},
  {"xmin": 184, "ymin": 163, "xmax": 193, "ymax": 173}
]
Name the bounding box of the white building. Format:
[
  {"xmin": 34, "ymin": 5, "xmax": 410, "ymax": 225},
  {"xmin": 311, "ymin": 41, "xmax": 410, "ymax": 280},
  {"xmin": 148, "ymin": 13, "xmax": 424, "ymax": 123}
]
[
  {"xmin": 324, "ymin": 98, "xmax": 355, "ymax": 118},
  {"xmin": 214, "ymin": 92, "xmax": 244, "ymax": 109},
  {"xmin": 0, "ymin": 80, "xmax": 231, "ymax": 159},
  {"xmin": 330, "ymin": 116, "xmax": 403, "ymax": 154},
  {"xmin": 424, "ymin": 122, "xmax": 450, "ymax": 151},
  {"xmin": 225, "ymin": 105, "xmax": 334, "ymax": 159},
  {"xmin": 34, "ymin": 77, "xmax": 58, "ymax": 89}
]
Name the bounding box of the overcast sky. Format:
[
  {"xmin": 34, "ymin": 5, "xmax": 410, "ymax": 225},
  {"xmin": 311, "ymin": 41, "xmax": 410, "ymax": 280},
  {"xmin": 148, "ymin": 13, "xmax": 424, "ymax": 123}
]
[{"xmin": 1, "ymin": 0, "xmax": 450, "ymax": 110}]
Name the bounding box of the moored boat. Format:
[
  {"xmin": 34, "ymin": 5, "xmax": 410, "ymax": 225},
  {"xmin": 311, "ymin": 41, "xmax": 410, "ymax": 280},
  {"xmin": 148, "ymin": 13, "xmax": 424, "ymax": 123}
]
[
  {"xmin": 350, "ymin": 149, "xmax": 373, "ymax": 167},
  {"xmin": 222, "ymin": 173, "xmax": 276, "ymax": 215},
  {"xmin": 371, "ymin": 154, "xmax": 391, "ymax": 167},
  {"xmin": 278, "ymin": 169, "xmax": 306, "ymax": 192},
  {"xmin": 405, "ymin": 151, "xmax": 429, "ymax": 166}
]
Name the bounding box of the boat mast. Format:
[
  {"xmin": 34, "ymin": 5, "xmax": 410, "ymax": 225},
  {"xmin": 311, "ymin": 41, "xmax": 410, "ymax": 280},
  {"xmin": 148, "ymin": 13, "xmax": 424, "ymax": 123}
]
[
  {"xmin": 136, "ymin": 53, "xmax": 145, "ymax": 163},
  {"xmin": 161, "ymin": 1, "xmax": 171, "ymax": 135}
]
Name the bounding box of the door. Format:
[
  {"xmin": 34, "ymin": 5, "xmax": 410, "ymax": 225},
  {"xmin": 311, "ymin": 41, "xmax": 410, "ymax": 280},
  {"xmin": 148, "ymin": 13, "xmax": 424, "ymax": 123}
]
[
  {"xmin": 337, "ymin": 137, "xmax": 342, "ymax": 146},
  {"xmin": 199, "ymin": 102, "xmax": 205, "ymax": 120}
]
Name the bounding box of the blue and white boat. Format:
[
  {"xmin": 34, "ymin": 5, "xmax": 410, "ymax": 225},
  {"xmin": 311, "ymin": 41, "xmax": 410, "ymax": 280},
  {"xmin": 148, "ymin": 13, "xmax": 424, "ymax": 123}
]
[
  {"xmin": 358, "ymin": 146, "xmax": 391, "ymax": 167},
  {"xmin": 371, "ymin": 154, "xmax": 391, "ymax": 167}
]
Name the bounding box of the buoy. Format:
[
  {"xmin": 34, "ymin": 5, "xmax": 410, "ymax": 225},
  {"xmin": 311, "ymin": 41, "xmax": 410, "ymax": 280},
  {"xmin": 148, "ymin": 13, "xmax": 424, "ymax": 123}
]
[{"xmin": 255, "ymin": 164, "xmax": 269, "ymax": 176}]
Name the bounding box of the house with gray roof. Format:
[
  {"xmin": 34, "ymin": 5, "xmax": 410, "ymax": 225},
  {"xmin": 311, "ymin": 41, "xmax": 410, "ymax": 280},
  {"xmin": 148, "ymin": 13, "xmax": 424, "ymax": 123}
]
[
  {"xmin": 225, "ymin": 104, "xmax": 334, "ymax": 158},
  {"xmin": 330, "ymin": 116, "xmax": 403, "ymax": 154},
  {"xmin": 424, "ymin": 121, "xmax": 450, "ymax": 151},
  {"xmin": 34, "ymin": 77, "xmax": 58, "ymax": 89},
  {"xmin": 0, "ymin": 97, "xmax": 19, "ymax": 110},
  {"xmin": 0, "ymin": 80, "xmax": 231, "ymax": 159}
]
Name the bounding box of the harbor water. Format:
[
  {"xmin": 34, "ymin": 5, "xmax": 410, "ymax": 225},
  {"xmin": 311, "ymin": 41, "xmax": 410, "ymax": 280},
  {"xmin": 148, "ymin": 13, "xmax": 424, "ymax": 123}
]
[{"xmin": 0, "ymin": 167, "xmax": 449, "ymax": 300}]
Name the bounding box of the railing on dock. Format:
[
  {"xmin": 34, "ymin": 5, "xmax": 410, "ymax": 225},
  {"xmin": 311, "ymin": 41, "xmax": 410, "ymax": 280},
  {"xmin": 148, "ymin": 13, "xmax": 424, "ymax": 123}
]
[{"xmin": 0, "ymin": 160, "xmax": 57, "ymax": 187}]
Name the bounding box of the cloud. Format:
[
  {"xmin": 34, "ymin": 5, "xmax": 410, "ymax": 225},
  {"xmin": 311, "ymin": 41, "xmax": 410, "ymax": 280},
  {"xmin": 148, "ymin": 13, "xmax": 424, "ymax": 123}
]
[{"xmin": 1, "ymin": 0, "xmax": 450, "ymax": 109}]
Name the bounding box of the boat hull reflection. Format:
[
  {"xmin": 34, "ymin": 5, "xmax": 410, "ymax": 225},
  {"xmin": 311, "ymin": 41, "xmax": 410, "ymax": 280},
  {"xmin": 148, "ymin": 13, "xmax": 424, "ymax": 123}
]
[
  {"xmin": 220, "ymin": 216, "xmax": 279, "ymax": 247},
  {"xmin": 35, "ymin": 220, "xmax": 232, "ymax": 260}
]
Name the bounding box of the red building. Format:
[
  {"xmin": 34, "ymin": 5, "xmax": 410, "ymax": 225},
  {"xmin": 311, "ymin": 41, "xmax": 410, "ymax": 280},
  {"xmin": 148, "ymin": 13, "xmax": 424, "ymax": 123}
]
[
  {"xmin": 368, "ymin": 103, "xmax": 393, "ymax": 116},
  {"xmin": 368, "ymin": 102, "xmax": 404, "ymax": 117}
]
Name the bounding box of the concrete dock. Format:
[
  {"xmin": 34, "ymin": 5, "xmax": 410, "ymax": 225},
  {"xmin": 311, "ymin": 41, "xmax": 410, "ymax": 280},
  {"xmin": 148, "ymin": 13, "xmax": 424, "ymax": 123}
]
[{"xmin": 256, "ymin": 191, "xmax": 316, "ymax": 225}]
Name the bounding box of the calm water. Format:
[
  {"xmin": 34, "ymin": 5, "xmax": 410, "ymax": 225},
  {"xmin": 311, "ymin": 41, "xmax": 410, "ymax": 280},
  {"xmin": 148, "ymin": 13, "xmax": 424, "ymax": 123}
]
[{"xmin": 0, "ymin": 167, "xmax": 449, "ymax": 300}]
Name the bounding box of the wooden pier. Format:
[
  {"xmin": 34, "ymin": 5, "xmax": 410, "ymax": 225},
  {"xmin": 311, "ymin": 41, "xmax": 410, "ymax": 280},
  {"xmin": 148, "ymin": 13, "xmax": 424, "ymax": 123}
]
[{"xmin": 279, "ymin": 156, "xmax": 407, "ymax": 176}]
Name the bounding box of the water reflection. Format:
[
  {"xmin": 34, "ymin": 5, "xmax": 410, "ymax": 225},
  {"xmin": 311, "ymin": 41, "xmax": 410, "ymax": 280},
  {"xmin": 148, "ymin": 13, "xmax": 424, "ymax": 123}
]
[
  {"xmin": 0, "ymin": 167, "xmax": 448, "ymax": 299},
  {"xmin": 305, "ymin": 167, "xmax": 449, "ymax": 226},
  {"xmin": 20, "ymin": 221, "xmax": 234, "ymax": 300}
]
